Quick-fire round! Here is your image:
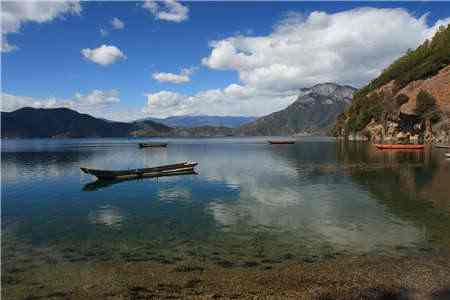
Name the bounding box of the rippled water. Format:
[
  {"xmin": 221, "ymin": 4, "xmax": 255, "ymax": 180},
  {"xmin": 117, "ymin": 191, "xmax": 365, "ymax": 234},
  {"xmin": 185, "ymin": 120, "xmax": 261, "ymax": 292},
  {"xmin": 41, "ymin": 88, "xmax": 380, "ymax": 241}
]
[{"xmin": 2, "ymin": 137, "xmax": 450, "ymax": 297}]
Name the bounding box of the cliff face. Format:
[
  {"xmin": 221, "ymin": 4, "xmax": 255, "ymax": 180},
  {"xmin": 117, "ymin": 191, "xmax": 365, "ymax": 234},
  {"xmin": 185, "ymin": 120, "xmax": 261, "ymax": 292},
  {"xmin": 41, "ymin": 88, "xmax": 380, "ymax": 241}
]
[
  {"xmin": 334, "ymin": 24, "xmax": 450, "ymax": 144},
  {"xmin": 397, "ymin": 65, "xmax": 450, "ymax": 115}
]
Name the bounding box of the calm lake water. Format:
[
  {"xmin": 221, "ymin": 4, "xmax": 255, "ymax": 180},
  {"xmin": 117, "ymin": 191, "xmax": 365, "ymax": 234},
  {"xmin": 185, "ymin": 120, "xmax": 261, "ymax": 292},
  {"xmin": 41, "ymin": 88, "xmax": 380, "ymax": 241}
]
[{"xmin": 2, "ymin": 137, "xmax": 450, "ymax": 297}]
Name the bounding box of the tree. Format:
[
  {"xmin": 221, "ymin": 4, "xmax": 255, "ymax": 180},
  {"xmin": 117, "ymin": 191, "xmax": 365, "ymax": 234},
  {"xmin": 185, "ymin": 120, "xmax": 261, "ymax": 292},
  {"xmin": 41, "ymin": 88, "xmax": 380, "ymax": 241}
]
[{"xmin": 415, "ymin": 90, "xmax": 440, "ymax": 123}]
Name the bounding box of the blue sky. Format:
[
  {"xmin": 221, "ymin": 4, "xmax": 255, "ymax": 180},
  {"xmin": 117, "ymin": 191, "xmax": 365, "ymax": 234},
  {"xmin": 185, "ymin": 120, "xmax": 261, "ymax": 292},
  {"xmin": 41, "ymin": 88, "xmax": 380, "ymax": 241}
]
[{"xmin": 2, "ymin": 1, "xmax": 450, "ymax": 121}]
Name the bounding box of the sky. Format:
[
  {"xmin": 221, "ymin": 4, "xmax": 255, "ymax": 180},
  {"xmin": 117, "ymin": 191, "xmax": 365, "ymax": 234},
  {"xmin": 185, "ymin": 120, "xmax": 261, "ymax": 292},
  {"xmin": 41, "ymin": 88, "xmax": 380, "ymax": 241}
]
[{"xmin": 2, "ymin": 1, "xmax": 450, "ymax": 121}]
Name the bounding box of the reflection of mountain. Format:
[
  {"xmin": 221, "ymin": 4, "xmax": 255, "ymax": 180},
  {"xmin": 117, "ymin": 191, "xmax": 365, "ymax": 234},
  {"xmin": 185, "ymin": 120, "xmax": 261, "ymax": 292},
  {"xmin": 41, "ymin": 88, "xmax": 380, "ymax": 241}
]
[
  {"xmin": 185, "ymin": 141, "xmax": 426, "ymax": 253},
  {"xmin": 336, "ymin": 142, "xmax": 450, "ymax": 248},
  {"xmin": 4, "ymin": 139, "xmax": 448, "ymax": 255}
]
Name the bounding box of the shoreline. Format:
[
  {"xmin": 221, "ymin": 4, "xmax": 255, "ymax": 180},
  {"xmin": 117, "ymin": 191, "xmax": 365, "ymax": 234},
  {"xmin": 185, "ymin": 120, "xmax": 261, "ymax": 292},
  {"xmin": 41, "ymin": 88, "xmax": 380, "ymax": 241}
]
[{"xmin": 3, "ymin": 252, "xmax": 450, "ymax": 299}]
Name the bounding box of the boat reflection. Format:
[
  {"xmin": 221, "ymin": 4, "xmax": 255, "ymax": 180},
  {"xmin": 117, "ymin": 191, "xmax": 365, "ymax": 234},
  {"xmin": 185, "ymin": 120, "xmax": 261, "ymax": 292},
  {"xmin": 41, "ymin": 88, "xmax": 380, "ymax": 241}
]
[{"xmin": 83, "ymin": 170, "xmax": 198, "ymax": 191}]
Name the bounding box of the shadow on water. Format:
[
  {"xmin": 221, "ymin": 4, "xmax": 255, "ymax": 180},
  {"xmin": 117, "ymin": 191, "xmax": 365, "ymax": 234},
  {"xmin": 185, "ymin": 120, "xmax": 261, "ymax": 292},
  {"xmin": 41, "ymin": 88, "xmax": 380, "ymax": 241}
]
[{"xmin": 82, "ymin": 170, "xmax": 198, "ymax": 191}]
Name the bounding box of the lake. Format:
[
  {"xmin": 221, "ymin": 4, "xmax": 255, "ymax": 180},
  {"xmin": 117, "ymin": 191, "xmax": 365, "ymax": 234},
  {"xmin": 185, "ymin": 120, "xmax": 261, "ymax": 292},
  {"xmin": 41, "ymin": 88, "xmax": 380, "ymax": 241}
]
[{"xmin": 2, "ymin": 137, "xmax": 450, "ymax": 299}]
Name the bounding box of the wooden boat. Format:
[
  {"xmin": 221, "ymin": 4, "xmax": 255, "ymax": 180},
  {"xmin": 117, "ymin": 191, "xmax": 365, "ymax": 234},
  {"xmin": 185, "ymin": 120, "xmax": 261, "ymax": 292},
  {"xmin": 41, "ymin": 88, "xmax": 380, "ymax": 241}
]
[
  {"xmin": 268, "ymin": 140, "xmax": 296, "ymax": 145},
  {"xmin": 81, "ymin": 161, "xmax": 197, "ymax": 180},
  {"xmin": 138, "ymin": 142, "xmax": 168, "ymax": 148},
  {"xmin": 374, "ymin": 144, "xmax": 425, "ymax": 150},
  {"xmin": 434, "ymin": 144, "xmax": 450, "ymax": 149},
  {"xmin": 445, "ymin": 153, "xmax": 450, "ymax": 158},
  {"xmin": 83, "ymin": 170, "xmax": 197, "ymax": 191}
]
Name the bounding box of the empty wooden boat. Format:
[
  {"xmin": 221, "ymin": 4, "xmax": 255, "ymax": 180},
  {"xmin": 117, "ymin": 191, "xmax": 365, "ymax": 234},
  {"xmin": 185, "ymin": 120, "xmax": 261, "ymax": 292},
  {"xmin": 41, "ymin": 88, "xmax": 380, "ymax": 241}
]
[
  {"xmin": 138, "ymin": 142, "xmax": 168, "ymax": 148},
  {"xmin": 83, "ymin": 170, "xmax": 198, "ymax": 191},
  {"xmin": 268, "ymin": 140, "xmax": 296, "ymax": 145},
  {"xmin": 81, "ymin": 161, "xmax": 197, "ymax": 180},
  {"xmin": 375, "ymin": 144, "xmax": 425, "ymax": 150},
  {"xmin": 434, "ymin": 144, "xmax": 450, "ymax": 149}
]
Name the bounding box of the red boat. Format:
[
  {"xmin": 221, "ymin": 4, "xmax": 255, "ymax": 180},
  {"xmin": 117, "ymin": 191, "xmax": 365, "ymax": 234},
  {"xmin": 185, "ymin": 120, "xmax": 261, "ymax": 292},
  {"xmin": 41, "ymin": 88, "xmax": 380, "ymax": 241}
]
[
  {"xmin": 268, "ymin": 140, "xmax": 296, "ymax": 145},
  {"xmin": 374, "ymin": 144, "xmax": 425, "ymax": 150}
]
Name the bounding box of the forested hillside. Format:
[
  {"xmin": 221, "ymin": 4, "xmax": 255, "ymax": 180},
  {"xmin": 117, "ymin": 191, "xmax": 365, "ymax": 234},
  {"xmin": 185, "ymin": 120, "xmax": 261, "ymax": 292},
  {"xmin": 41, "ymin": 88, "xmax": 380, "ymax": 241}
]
[{"xmin": 334, "ymin": 24, "xmax": 450, "ymax": 139}]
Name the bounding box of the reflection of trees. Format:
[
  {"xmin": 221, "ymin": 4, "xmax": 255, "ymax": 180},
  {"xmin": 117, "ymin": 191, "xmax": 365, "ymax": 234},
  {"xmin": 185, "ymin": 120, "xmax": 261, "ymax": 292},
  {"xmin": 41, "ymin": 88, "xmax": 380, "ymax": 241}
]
[{"xmin": 336, "ymin": 141, "xmax": 450, "ymax": 248}]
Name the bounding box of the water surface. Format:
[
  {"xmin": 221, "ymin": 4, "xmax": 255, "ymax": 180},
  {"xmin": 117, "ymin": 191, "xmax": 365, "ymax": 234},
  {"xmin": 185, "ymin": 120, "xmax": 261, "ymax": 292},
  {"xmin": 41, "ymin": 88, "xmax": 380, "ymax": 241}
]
[{"xmin": 2, "ymin": 137, "xmax": 450, "ymax": 297}]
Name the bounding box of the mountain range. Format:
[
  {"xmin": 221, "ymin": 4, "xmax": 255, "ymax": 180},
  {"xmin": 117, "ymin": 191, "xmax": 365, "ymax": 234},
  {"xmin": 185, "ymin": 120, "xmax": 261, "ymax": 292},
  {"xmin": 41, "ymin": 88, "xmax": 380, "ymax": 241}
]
[
  {"xmin": 139, "ymin": 115, "xmax": 256, "ymax": 128},
  {"xmin": 1, "ymin": 83, "xmax": 355, "ymax": 138},
  {"xmin": 1, "ymin": 107, "xmax": 171, "ymax": 138}
]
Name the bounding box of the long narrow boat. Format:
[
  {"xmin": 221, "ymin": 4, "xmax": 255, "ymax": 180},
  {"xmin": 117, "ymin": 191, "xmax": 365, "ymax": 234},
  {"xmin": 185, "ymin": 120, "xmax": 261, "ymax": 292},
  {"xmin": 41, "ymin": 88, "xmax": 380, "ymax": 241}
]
[
  {"xmin": 83, "ymin": 170, "xmax": 198, "ymax": 191},
  {"xmin": 268, "ymin": 140, "xmax": 296, "ymax": 145},
  {"xmin": 434, "ymin": 144, "xmax": 450, "ymax": 149},
  {"xmin": 374, "ymin": 144, "xmax": 425, "ymax": 150},
  {"xmin": 138, "ymin": 142, "xmax": 168, "ymax": 148},
  {"xmin": 81, "ymin": 161, "xmax": 197, "ymax": 180}
]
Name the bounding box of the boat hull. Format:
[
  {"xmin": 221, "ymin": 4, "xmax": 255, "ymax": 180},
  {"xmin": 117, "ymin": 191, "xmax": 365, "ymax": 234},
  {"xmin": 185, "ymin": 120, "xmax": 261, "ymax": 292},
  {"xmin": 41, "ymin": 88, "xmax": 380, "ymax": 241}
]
[
  {"xmin": 81, "ymin": 162, "xmax": 197, "ymax": 180},
  {"xmin": 138, "ymin": 143, "xmax": 168, "ymax": 148},
  {"xmin": 375, "ymin": 144, "xmax": 425, "ymax": 150},
  {"xmin": 83, "ymin": 170, "xmax": 197, "ymax": 191},
  {"xmin": 268, "ymin": 141, "xmax": 295, "ymax": 145}
]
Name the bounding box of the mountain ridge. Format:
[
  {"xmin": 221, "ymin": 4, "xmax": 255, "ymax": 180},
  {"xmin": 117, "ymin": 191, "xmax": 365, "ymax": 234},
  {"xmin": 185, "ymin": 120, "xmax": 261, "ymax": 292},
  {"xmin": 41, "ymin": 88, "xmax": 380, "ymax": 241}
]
[
  {"xmin": 236, "ymin": 83, "xmax": 356, "ymax": 136},
  {"xmin": 138, "ymin": 115, "xmax": 256, "ymax": 128}
]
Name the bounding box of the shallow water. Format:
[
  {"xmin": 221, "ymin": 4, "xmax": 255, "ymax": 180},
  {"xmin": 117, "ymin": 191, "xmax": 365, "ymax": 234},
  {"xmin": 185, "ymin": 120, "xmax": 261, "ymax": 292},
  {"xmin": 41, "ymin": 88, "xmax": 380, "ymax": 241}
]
[{"xmin": 2, "ymin": 137, "xmax": 450, "ymax": 297}]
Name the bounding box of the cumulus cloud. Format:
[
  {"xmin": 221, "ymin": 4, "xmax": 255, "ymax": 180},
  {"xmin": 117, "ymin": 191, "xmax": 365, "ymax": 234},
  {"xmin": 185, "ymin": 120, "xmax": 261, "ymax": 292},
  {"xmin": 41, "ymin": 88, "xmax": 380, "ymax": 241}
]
[
  {"xmin": 202, "ymin": 8, "xmax": 450, "ymax": 90},
  {"xmin": 81, "ymin": 45, "xmax": 126, "ymax": 66},
  {"xmin": 143, "ymin": 8, "xmax": 450, "ymax": 117},
  {"xmin": 142, "ymin": 85, "xmax": 298, "ymax": 118},
  {"xmin": 142, "ymin": 0, "xmax": 189, "ymax": 23},
  {"xmin": 152, "ymin": 68, "xmax": 195, "ymax": 84},
  {"xmin": 111, "ymin": 17, "xmax": 125, "ymax": 30},
  {"xmin": 1, "ymin": 0, "xmax": 81, "ymax": 52},
  {"xmin": 1, "ymin": 90, "xmax": 120, "ymax": 115}
]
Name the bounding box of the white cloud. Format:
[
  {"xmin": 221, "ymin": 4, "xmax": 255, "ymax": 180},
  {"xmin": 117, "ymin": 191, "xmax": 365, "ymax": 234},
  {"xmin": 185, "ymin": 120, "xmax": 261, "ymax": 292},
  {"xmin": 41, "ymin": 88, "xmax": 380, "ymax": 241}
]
[
  {"xmin": 1, "ymin": 0, "xmax": 81, "ymax": 52},
  {"xmin": 152, "ymin": 68, "xmax": 194, "ymax": 84},
  {"xmin": 1, "ymin": 90, "xmax": 120, "ymax": 115},
  {"xmin": 202, "ymin": 8, "xmax": 450, "ymax": 90},
  {"xmin": 142, "ymin": 0, "xmax": 189, "ymax": 23},
  {"xmin": 142, "ymin": 7, "xmax": 450, "ymax": 117},
  {"xmin": 111, "ymin": 17, "xmax": 125, "ymax": 30},
  {"xmin": 142, "ymin": 85, "xmax": 298, "ymax": 118},
  {"xmin": 81, "ymin": 44, "xmax": 126, "ymax": 66}
]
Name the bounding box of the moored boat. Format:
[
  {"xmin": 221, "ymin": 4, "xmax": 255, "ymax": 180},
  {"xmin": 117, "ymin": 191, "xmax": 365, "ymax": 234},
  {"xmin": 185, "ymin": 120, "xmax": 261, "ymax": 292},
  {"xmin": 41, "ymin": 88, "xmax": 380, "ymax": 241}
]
[
  {"xmin": 81, "ymin": 161, "xmax": 197, "ymax": 180},
  {"xmin": 375, "ymin": 144, "xmax": 425, "ymax": 150},
  {"xmin": 268, "ymin": 140, "xmax": 296, "ymax": 145},
  {"xmin": 138, "ymin": 142, "xmax": 168, "ymax": 148},
  {"xmin": 83, "ymin": 169, "xmax": 197, "ymax": 191}
]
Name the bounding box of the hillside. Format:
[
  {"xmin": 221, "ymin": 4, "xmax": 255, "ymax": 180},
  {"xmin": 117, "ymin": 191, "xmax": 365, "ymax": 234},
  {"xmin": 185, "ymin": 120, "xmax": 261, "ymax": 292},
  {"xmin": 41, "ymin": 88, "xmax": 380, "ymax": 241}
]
[
  {"xmin": 141, "ymin": 115, "xmax": 256, "ymax": 128},
  {"xmin": 236, "ymin": 83, "xmax": 356, "ymax": 136},
  {"xmin": 334, "ymin": 24, "xmax": 450, "ymax": 143},
  {"xmin": 1, "ymin": 107, "xmax": 171, "ymax": 138}
]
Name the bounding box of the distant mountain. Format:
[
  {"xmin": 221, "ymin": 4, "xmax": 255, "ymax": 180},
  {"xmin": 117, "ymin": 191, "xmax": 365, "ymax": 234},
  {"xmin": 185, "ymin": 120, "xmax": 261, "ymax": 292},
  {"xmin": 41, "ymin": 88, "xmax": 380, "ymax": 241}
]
[
  {"xmin": 1, "ymin": 107, "xmax": 171, "ymax": 138},
  {"xmin": 236, "ymin": 83, "xmax": 356, "ymax": 136},
  {"xmin": 139, "ymin": 115, "xmax": 257, "ymax": 128}
]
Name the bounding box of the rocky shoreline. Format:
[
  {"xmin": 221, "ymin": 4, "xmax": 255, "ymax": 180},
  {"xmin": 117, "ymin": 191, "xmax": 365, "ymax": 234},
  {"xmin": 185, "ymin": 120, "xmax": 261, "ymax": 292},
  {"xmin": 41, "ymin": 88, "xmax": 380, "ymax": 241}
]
[{"xmin": 3, "ymin": 251, "xmax": 450, "ymax": 299}]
